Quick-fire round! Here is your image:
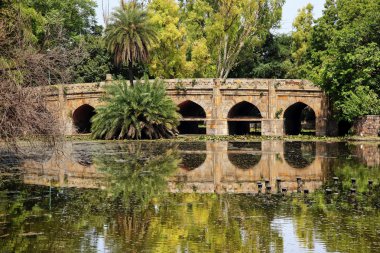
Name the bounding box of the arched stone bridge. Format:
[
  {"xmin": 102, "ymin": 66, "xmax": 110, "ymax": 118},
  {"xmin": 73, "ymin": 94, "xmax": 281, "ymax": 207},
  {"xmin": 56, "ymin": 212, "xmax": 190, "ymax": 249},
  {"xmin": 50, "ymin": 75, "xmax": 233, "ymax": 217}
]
[{"xmin": 45, "ymin": 78, "xmax": 328, "ymax": 136}]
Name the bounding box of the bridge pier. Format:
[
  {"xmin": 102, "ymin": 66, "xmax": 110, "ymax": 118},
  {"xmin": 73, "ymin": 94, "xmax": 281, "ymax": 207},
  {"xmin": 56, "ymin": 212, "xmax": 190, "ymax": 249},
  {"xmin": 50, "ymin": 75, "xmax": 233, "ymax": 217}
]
[
  {"xmin": 206, "ymin": 119, "xmax": 228, "ymax": 135},
  {"xmin": 262, "ymin": 119, "xmax": 284, "ymax": 136}
]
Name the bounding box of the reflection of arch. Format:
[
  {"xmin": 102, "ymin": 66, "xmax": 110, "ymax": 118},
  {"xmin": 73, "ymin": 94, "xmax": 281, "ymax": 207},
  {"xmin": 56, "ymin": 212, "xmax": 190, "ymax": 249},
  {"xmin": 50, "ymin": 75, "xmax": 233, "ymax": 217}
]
[
  {"xmin": 284, "ymin": 142, "xmax": 316, "ymax": 169},
  {"xmin": 178, "ymin": 142, "xmax": 207, "ymax": 170},
  {"xmin": 228, "ymin": 101, "xmax": 262, "ymax": 135},
  {"xmin": 180, "ymin": 154, "xmax": 207, "ymax": 171},
  {"xmin": 73, "ymin": 104, "xmax": 96, "ymax": 133},
  {"xmin": 284, "ymin": 102, "xmax": 316, "ymax": 135},
  {"xmin": 177, "ymin": 101, "xmax": 206, "ymax": 134},
  {"xmin": 228, "ymin": 142, "xmax": 262, "ymax": 169}
]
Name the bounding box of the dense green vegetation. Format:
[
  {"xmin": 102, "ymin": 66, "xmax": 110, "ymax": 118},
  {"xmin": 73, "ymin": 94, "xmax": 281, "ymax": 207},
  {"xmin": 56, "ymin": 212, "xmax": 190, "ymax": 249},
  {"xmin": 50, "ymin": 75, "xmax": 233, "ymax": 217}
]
[
  {"xmin": 305, "ymin": 0, "xmax": 380, "ymax": 121},
  {"xmin": 91, "ymin": 78, "xmax": 180, "ymax": 139}
]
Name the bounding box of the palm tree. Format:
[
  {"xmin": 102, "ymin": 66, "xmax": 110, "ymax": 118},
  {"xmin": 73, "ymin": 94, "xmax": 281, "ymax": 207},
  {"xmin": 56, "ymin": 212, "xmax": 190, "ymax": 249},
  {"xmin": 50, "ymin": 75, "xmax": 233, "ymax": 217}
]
[
  {"xmin": 91, "ymin": 77, "xmax": 180, "ymax": 140},
  {"xmin": 104, "ymin": 3, "xmax": 157, "ymax": 86}
]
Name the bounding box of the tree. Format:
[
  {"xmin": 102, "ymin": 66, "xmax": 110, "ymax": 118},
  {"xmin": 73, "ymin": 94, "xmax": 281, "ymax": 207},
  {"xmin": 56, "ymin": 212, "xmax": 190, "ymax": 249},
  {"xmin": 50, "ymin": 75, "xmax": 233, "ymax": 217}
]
[
  {"xmin": 336, "ymin": 86, "xmax": 380, "ymax": 122},
  {"xmin": 289, "ymin": 3, "xmax": 314, "ymax": 78},
  {"xmin": 0, "ymin": 0, "xmax": 101, "ymax": 86},
  {"xmin": 181, "ymin": 0, "xmax": 285, "ymax": 79},
  {"xmin": 307, "ymin": 0, "xmax": 380, "ymax": 120},
  {"xmin": 147, "ymin": 0, "xmax": 194, "ymax": 78},
  {"xmin": 91, "ymin": 78, "xmax": 180, "ymax": 140},
  {"xmin": 229, "ymin": 33, "xmax": 292, "ymax": 78},
  {"xmin": 104, "ymin": 3, "xmax": 158, "ymax": 86},
  {"xmin": 72, "ymin": 34, "xmax": 114, "ymax": 83}
]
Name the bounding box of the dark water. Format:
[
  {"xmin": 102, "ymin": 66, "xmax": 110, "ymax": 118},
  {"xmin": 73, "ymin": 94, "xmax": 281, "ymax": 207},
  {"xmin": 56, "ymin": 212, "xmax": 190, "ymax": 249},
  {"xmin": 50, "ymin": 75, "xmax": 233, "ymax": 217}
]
[{"xmin": 1, "ymin": 141, "xmax": 380, "ymax": 252}]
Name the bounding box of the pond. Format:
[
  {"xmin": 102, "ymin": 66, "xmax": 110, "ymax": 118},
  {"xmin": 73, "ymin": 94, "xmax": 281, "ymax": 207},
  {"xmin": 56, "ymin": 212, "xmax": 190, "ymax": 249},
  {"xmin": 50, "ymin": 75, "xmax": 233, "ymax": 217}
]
[{"xmin": 1, "ymin": 140, "xmax": 380, "ymax": 252}]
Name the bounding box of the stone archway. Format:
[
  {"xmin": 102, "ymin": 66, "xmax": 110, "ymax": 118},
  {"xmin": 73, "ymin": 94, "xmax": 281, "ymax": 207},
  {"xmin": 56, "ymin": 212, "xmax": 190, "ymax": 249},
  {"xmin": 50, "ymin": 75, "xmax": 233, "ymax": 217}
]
[
  {"xmin": 177, "ymin": 100, "xmax": 206, "ymax": 134},
  {"xmin": 284, "ymin": 102, "xmax": 316, "ymax": 135},
  {"xmin": 72, "ymin": 104, "xmax": 96, "ymax": 133},
  {"xmin": 227, "ymin": 101, "xmax": 262, "ymax": 135}
]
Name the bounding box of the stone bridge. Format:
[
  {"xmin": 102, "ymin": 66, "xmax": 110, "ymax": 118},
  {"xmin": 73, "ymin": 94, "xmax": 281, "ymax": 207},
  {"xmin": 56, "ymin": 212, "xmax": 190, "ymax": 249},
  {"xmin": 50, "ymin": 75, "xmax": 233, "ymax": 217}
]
[{"xmin": 45, "ymin": 78, "xmax": 328, "ymax": 136}]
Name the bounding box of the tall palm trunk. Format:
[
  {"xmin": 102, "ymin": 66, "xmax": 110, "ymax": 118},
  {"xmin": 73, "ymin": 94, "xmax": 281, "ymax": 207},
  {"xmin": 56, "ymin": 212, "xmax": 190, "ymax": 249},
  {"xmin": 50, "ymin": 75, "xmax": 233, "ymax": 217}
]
[{"xmin": 128, "ymin": 61, "xmax": 134, "ymax": 86}]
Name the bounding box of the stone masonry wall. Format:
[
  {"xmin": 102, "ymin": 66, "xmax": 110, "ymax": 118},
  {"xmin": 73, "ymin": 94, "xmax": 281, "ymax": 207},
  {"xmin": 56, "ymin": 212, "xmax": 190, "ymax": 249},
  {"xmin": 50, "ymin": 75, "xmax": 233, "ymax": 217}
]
[{"xmin": 353, "ymin": 115, "xmax": 380, "ymax": 136}]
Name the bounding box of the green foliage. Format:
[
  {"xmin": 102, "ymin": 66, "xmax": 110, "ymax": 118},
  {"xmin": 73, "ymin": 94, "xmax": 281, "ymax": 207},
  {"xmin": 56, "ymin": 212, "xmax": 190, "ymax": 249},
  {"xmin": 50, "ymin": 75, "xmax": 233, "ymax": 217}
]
[
  {"xmin": 230, "ymin": 33, "xmax": 292, "ymax": 78},
  {"xmin": 104, "ymin": 4, "xmax": 157, "ymax": 68},
  {"xmin": 148, "ymin": 0, "xmax": 194, "ymax": 78},
  {"xmin": 72, "ymin": 35, "xmax": 114, "ymax": 83},
  {"xmin": 174, "ymin": 0, "xmax": 286, "ymax": 78},
  {"xmin": 306, "ymin": 0, "xmax": 380, "ymax": 119},
  {"xmin": 336, "ymin": 86, "xmax": 380, "ymax": 122},
  {"xmin": 288, "ymin": 3, "xmax": 314, "ymax": 78},
  {"xmin": 91, "ymin": 78, "xmax": 180, "ymax": 140},
  {"xmin": 0, "ymin": 0, "xmax": 101, "ymax": 85},
  {"xmin": 2, "ymin": 0, "xmax": 96, "ymax": 48},
  {"xmin": 275, "ymin": 108, "xmax": 283, "ymax": 119}
]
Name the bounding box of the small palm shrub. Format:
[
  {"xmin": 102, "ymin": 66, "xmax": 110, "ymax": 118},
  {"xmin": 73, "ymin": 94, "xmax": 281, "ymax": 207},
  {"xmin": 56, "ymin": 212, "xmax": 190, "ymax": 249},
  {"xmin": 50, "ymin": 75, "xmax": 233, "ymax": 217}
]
[{"xmin": 91, "ymin": 78, "xmax": 180, "ymax": 139}]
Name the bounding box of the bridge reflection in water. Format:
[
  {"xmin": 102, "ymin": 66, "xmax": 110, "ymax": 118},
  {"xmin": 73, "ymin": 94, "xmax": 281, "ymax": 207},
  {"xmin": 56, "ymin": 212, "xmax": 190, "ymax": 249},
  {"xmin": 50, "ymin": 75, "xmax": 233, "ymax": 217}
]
[{"xmin": 19, "ymin": 141, "xmax": 380, "ymax": 194}]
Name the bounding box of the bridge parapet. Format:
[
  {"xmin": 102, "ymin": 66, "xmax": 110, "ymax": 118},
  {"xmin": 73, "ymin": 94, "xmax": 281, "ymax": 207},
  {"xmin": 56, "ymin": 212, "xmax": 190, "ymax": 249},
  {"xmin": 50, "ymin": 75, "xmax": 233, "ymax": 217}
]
[{"xmin": 45, "ymin": 78, "xmax": 319, "ymax": 94}]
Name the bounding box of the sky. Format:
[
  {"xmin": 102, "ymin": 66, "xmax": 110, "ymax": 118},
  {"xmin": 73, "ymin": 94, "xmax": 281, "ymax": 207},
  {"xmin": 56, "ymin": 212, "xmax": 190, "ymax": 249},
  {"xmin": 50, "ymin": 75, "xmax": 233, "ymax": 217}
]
[{"xmin": 95, "ymin": 0, "xmax": 325, "ymax": 34}]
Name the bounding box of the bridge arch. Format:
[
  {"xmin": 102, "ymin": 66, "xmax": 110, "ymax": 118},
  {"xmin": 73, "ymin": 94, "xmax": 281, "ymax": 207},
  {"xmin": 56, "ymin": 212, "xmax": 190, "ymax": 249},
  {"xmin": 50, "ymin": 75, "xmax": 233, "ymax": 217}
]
[
  {"xmin": 72, "ymin": 104, "xmax": 96, "ymax": 134},
  {"xmin": 284, "ymin": 102, "xmax": 316, "ymax": 135},
  {"xmin": 177, "ymin": 100, "xmax": 206, "ymax": 134},
  {"xmin": 227, "ymin": 101, "xmax": 262, "ymax": 135}
]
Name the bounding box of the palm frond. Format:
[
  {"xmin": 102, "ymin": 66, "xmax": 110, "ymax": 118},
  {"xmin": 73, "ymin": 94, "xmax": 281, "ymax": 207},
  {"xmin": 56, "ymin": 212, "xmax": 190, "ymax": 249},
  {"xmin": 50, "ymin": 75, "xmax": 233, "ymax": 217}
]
[{"xmin": 91, "ymin": 78, "xmax": 180, "ymax": 140}]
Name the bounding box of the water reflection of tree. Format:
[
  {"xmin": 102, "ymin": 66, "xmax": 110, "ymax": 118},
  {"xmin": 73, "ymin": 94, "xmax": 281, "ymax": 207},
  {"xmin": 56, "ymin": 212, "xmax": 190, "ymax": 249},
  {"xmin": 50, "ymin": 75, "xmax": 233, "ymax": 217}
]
[
  {"xmin": 94, "ymin": 143, "xmax": 180, "ymax": 212},
  {"xmin": 142, "ymin": 194, "xmax": 284, "ymax": 252},
  {"xmin": 292, "ymin": 194, "xmax": 380, "ymax": 253},
  {"xmin": 93, "ymin": 143, "xmax": 180, "ymax": 252}
]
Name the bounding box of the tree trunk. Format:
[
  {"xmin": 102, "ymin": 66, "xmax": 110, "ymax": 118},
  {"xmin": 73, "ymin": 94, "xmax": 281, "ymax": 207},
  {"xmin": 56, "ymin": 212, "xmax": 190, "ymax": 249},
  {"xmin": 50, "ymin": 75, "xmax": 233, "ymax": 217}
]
[{"xmin": 128, "ymin": 61, "xmax": 134, "ymax": 86}]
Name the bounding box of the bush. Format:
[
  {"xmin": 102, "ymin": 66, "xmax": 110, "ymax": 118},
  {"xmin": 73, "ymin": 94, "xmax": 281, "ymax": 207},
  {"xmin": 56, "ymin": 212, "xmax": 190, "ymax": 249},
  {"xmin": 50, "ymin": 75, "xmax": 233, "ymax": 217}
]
[
  {"xmin": 91, "ymin": 78, "xmax": 180, "ymax": 139},
  {"xmin": 336, "ymin": 86, "xmax": 380, "ymax": 122}
]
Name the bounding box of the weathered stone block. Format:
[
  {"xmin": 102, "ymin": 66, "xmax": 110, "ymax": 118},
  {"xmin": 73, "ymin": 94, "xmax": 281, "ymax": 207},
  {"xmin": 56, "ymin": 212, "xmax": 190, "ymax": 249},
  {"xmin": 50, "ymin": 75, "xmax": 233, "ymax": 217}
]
[
  {"xmin": 353, "ymin": 115, "xmax": 380, "ymax": 136},
  {"xmin": 262, "ymin": 120, "xmax": 284, "ymax": 136}
]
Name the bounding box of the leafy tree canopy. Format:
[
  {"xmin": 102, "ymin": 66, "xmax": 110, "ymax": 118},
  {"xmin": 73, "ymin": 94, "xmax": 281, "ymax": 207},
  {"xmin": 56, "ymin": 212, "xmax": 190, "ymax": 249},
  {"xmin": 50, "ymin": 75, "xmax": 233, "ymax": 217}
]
[
  {"xmin": 306, "ymin": 0, "xmax": 380, "ymax": 119},
  {"xmin": 336, "ymin": 86, "xmax": 380, "ymax": 122}
]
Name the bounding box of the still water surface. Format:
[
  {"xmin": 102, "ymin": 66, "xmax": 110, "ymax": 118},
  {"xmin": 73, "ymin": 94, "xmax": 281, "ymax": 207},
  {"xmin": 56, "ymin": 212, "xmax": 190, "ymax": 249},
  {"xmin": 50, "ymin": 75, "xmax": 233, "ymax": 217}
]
[{"xmin": 1, "ymin": 141, "xmax": 380, "ymax": 252}]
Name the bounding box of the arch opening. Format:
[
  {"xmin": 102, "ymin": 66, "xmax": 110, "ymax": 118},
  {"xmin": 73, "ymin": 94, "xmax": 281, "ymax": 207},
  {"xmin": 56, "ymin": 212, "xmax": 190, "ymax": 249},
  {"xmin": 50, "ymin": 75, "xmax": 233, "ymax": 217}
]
[
  {"xmin": 338, "ymin": 120, "xmax": 352, "ymax": 136},
  {"xmin": 227, "ymin": 101, "xmax": 262, "ymax": 135},
  {"xmin": 284, "ymin": 103, "xmax": 316, "ymax": 135},
  {"xmin": 177, "ymin": 101, "xmax": 206, "ymax": 134},
  {"xmin": 73, "ymin": 104, "xmax": 96, "ymax": 134}
]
